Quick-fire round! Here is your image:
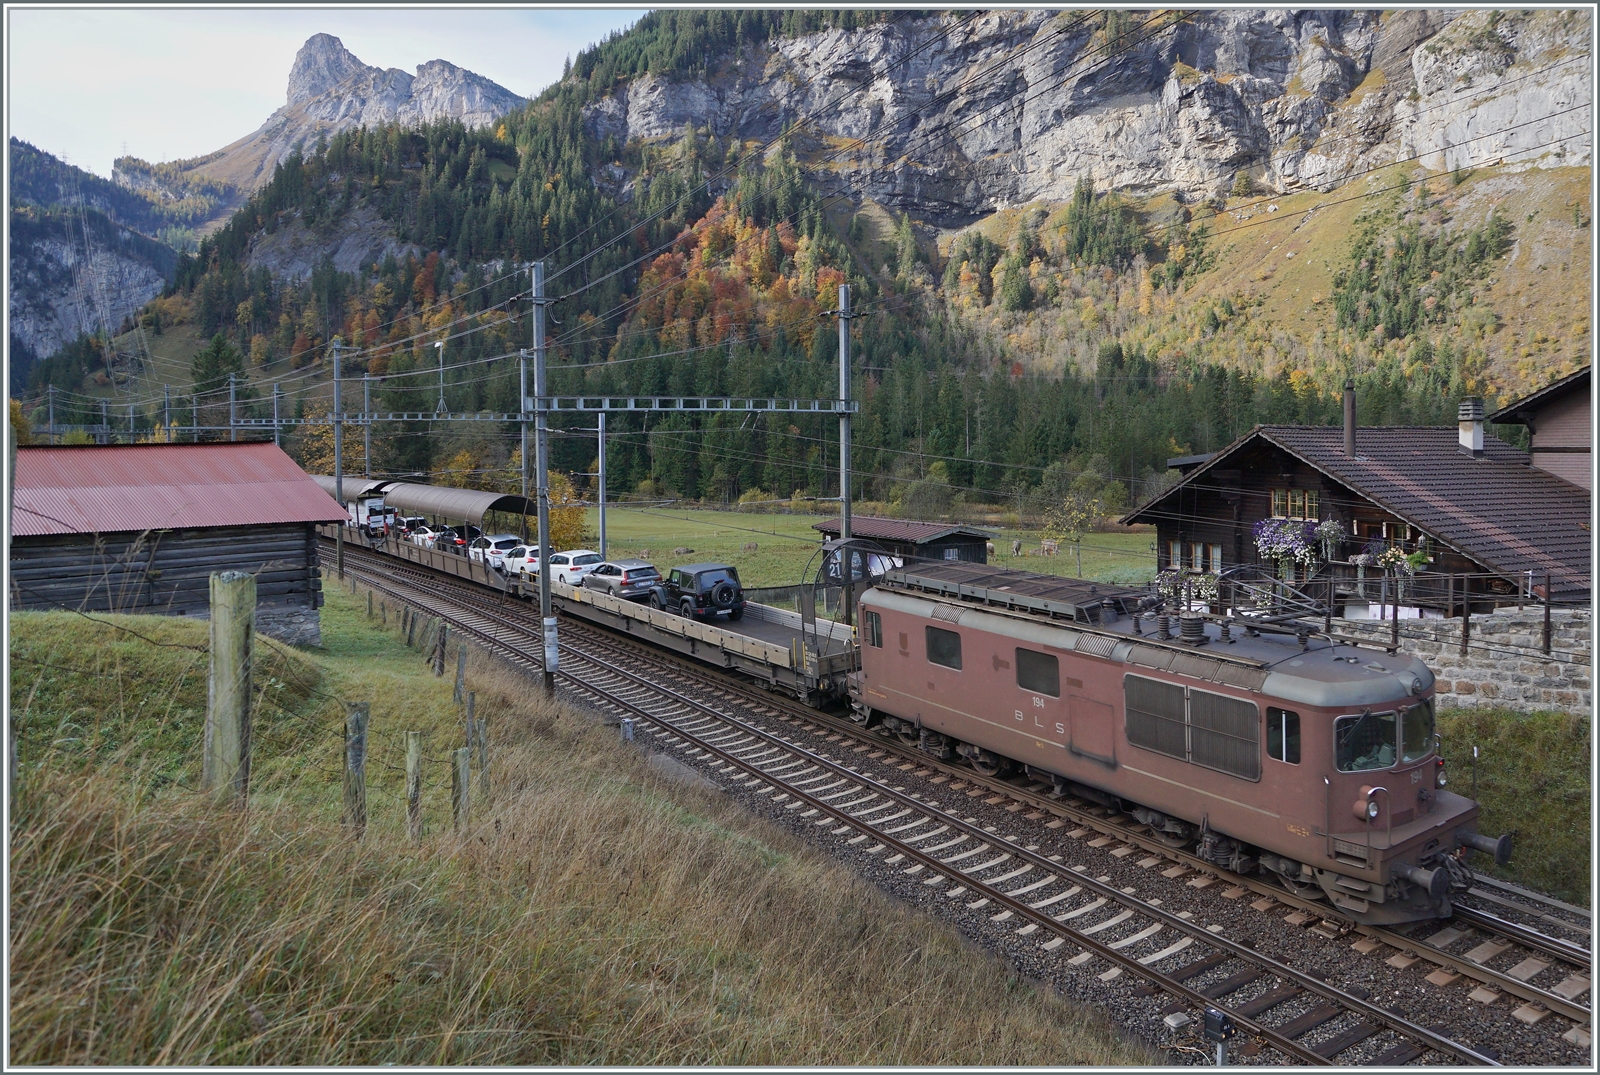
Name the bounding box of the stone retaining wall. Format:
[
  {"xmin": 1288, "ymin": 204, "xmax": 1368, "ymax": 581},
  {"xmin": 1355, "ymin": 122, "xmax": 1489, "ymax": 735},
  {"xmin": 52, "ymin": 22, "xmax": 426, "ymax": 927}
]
[
  {"xmin": 183, "ymin": 605, "xmax": 323, "ymax": 647},
  {"xmin": 1337, "ymin": 607, "xmax": 1590, "ymax": 713}
]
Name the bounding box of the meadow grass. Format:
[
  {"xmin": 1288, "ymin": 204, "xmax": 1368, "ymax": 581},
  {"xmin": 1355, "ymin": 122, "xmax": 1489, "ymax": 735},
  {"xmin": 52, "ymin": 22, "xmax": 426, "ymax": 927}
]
[
  {"xmin": 1437, "ymin": 706, "xmax": 1591, "ymax": 905},
  {"xmin": 589, "ymin": 503, "xmax": 1158, "ymax": 589},
  {"xmin": 8, "ymin": 586, "xmax": 1155, "ymax": 1066}
]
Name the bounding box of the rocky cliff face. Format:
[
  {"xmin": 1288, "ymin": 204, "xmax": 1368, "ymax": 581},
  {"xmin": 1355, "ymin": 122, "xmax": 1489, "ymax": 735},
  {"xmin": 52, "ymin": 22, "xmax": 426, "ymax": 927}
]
[
  {"xmin": 122, "ymin": 34, "xmax": 526, "ymax": 221},
  {"xmin": 585, "ymin": 9, "xmax": 1590, "ymax": 227},
  {"xmin": 9, "ymin": 211, "xmax": 171, "ymax": 367}
]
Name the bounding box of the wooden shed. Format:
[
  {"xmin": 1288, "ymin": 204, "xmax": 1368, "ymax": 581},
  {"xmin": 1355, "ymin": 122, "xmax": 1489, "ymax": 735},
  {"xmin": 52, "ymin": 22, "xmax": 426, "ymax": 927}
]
[
  {"xmin": 813, "ymin": 516, "xmax": 992, "ymax": 565},
  {"xmin": 9, "ymin": 443, "xmax": 347, "ymax": 645}
]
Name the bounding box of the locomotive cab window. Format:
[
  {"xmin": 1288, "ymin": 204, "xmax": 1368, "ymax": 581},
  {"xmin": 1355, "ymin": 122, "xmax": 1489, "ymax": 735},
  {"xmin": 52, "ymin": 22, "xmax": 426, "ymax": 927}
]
[
  {"xmin": 864, "ymin": 611, "xmax": 882, "ymax": 648},
  {"xmin": 1267, "ymin": 707, "xmax": 1300, "ymax": 764},
  {"xmin": 1015, "ymin": 648, "xmax": 1059, "ymax": 697},
  {"xmin": 1335, "ymin": 710, "xmax": 1398, "ymax": 772},
  {"xmin": 925, "ymin": 626, "xmax": 962, "ymax": 670},
  {"xmin": 1400, "ymin": 699, "xmax": 1435, "ymax": 763}
]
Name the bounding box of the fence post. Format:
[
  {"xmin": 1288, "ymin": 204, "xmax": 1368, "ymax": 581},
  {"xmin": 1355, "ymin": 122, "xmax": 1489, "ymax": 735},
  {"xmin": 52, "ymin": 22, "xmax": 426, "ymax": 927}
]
[
  {"xmin": 475, "ymin": 714, "xmax": 490, "ymax": 800},
  {"xmin": 464, "ymin": 691, "xmax": 477, "ymax": 782},
  {"xmin": 434, "ymin": 623, "xmax": 447, "ymax": 676},
  {"xmin": 367, "ymin": 589, "xmax": 373, "ymax": 619},
  {"xmin": 204, "ymin": 571, "xmax": 255, "ymax": 807},
  {"xmin": 1543, "ymin": 569, "xmax": 1552, "ymax": 655},
  {"xmin": 344, "ymin": 702, "xmax": 368, "ymax": 837},
  {"xmin": 452, "ymin": 747, "xmax": 471, "ymax": 832},
  {"xmin": 406, "ymin": 730, "xmax": 423, "ymax": 843},
  {"xmin": 454, "ymin": 644, "xmax": 467, "ymax": 705},
  {"xmin": 405, "ymin": 609, "xmax": 417, "ymax": 648},
  {"xmin": 380, "ymin": 600, "xmax": 387, "ymax": 627},
  {"xmin": 1390, "ymin": 578, "xmax": 1400, "ymax": 650},
  {"xmin": 1461, "ymin": 583, "xmax": 1471, "ymax": 657}
]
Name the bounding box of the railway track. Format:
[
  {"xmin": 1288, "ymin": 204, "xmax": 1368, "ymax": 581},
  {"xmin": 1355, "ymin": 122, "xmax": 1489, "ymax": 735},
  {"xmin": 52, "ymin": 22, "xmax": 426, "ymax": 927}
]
[{"xmin": 331, "ymin": 544, "xmax": 1589, "ymax": 1062}]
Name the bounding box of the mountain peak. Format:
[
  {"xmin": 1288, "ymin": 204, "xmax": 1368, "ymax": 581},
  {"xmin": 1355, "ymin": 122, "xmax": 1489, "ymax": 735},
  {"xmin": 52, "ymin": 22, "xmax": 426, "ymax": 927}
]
[{"xmin": 286, "ymin": 34, "xmax": 372, "ymax": 106}]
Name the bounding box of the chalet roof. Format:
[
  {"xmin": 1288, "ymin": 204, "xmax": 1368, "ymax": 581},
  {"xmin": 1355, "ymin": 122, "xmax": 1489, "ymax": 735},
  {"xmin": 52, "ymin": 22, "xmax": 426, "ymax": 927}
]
[
  {"xmin": 1487, "ymin": 365, "xmax": 1591, "ymax": 425},
  {"xmin": 1123, "ymin": 425, "xmax": 1591, "ymax": 596},
  {"xmin": 12, "ymin": 443, "xmax": 347, "ymax": 538},
  {"xmin": 813, "ymin": 516, "xmax": 992, "ymax": 545}
]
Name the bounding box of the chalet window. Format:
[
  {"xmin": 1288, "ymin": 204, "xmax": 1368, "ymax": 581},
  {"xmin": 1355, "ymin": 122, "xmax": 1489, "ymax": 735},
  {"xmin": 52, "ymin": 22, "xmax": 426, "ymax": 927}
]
[
  {"xmin": 943, "ymin": 547, "xmax": 960, "ymax": 560},
  {"xmin": 925, "ymin": 626, "xmax": 962, "ymax": 670},
  {"xmin": 1015, "ymin": 648, "xmax": 1060, "ymax": 697},
  {"xmin": 864, "ymin": 611, "xmax": 882, "ymax": 648},
  {"xmin": 1191, "ymin": 543, "xmax": 1204, "ymax": 571},
  {"xmin": 1167, "ymin": 540, "xmax": 1182, "ymax": 569},
  {"xmin": 1271, "ymin": 488, "xmax": 1319, "ymax": 520},
  {"xmin": 1267, "ymin": 707, "xmax": 1300, "ymax": 764},
  {"xmin": 1209, "ymin": 544, "xmax": 1223, "ymax": 574}
]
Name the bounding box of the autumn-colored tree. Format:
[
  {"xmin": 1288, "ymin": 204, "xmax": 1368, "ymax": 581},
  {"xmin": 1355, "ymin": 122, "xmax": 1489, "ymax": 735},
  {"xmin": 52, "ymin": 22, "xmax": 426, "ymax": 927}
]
[
  {"xmin": 291, "ymin": 402, "xmax": 364, "ymax": 476},
  {"xmin": 10, "ymin": 399, "xmax": 34, "ymax": 445},
  {"xmin": 250, "ymin": 334, "xmax": 271, "ymax": 368},
  {"xmin": 436, "ymin": 447, "xmax": 484, "ymax": 488}
]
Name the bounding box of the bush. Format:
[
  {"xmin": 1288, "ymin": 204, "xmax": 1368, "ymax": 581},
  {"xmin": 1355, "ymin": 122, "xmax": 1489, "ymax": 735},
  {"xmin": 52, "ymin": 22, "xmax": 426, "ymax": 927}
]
[{"xmin": 1437, "ymin": 707, "xmax": 1590, "ymax": 903}]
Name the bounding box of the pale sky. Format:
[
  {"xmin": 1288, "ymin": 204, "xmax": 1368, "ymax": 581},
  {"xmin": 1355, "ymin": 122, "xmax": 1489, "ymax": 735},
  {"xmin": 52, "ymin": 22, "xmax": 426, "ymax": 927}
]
[{"xmin": 6, "ymin": 6, "xmax": 648, "ymax": 176}]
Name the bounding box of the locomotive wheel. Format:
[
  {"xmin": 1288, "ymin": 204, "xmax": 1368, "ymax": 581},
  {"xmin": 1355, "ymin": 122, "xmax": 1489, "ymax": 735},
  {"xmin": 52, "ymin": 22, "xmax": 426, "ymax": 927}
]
[
  {"xmin": 896, "ymin": 725, "xmax": 921, "ymax": 746},
  {"xmin": 971, "ymin": 753, "xmax": 1011, "ymax": 778},
  {"xmin": 1277, "ymin": 874, "xmax": 1327, "ymax": 900},
  {"xmin": 1152, "ymin": 829, "xmax": 1192, "ymax": 850}
]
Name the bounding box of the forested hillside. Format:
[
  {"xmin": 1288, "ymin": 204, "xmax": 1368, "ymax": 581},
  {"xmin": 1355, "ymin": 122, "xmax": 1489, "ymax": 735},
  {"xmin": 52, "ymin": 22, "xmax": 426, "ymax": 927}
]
[{"xmin": 19, "ymin": 8, "xmax": 1586, "ymax": 512}]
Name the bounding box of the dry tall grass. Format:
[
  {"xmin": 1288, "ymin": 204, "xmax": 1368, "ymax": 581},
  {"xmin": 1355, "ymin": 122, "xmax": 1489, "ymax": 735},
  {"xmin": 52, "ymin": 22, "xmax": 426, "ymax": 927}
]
[{"xmin": 9, "ymin": 590, "xmax": 1154, "ymax": 1065}]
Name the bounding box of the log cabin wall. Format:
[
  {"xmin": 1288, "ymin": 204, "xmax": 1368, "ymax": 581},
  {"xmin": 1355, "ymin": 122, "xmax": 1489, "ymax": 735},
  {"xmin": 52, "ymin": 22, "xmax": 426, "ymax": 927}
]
[{"xmin": 9, "ymin": 522, "xmax": 324, "ymax": 617}]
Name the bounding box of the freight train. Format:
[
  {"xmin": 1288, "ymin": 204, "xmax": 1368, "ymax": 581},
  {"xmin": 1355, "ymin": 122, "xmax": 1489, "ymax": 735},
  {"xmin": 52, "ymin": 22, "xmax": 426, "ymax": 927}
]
[{"xmin": 847, "ymin": 560, "xmax": 1512, "ymax": 925}]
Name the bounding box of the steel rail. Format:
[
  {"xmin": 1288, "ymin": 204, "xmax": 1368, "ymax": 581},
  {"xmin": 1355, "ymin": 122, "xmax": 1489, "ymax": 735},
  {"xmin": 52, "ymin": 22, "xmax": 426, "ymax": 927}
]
[
  {"xmin": 1470, "ymin": 875, "xmax": 1592, "ymax": 921},
  {"xmin": 1450, "ymin": 905, "xmax": 1592, "ymax": 970},
  {"xmin": 339, "ymin": 554, "xmax": 1500, "ymax": 1066}
]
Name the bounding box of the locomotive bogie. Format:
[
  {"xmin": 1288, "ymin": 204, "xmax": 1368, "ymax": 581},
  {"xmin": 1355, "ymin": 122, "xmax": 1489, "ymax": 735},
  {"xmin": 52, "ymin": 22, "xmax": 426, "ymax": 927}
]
[{"xmin": 856, "ymin": 581, "xmax": 1498, "ymax": 924}]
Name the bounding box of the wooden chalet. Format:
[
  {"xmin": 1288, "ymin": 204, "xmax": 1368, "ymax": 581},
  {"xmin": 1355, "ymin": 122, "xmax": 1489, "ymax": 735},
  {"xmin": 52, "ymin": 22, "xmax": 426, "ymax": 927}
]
[
  {"xmin": 9, "ymin": 443, "xmax": 347, "ymax": 644},
  {"xmin": 813, "ymin": 516, "xmax": 992, "ymax": 564},
  {"xmin": 1121, "ymin": 397, "xmax": 1591, "ymax": 614},
  {"xmin": 1487, "ymin": 365, "xmax": 1591, "ymax": 491}
]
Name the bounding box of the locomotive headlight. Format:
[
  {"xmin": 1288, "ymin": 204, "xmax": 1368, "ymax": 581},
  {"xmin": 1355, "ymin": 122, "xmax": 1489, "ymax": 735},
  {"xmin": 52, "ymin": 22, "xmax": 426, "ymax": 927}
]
[
  {"xmin": 1366, "ymin": 800, "xmax": 1380, "ymax": 820},
  {"xmin": 1435, "ymin": 759, "xmax": 1447, "ymax": 788}
]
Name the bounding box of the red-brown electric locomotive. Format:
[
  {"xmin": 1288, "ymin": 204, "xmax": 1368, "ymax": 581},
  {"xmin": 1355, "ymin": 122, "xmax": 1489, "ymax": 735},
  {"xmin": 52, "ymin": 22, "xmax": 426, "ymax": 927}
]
[{"xmin": 848, "ymin": 561, "xmax": 1512, "ymax": 924}]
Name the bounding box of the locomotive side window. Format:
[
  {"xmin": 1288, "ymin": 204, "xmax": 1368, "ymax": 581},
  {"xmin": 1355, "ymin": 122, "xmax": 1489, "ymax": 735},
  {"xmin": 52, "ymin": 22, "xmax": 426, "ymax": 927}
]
[
  {"xmin": 864, "ymin": 611, "xmax": 882, "ymax": 648},
  {"xmin": 926, "ymin": 626, "xmax": 962, "ymax": 670},
  {"xmin": 1400, "ymin": 699, "xmax": 1435, "ymax": 762},
  {"xmin": 1124, "ymin": 676, "xmax": 1186, "ymax": 760},
  {"xmin": 1335, "ymin": 710, "xmax": 1398, "ymax": 772},
  {"xmin": 1189, "ymin": 689, "xmax": 1260, "ymax": 780},
  {"xmin": 1015, "ymin": 648, "xmax": 1059, "ymax": 697},
  {"xmin": 1267, "ymin": 707, "xmax": 1300, "ymax": 764}
]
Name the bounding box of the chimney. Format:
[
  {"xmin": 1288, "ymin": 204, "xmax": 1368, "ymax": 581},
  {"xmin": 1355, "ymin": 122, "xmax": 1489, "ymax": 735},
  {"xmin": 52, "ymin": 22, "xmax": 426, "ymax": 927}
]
[
  {"xmin": 1458, "ymin": 397, "xmax": 1485, "ymax": 457},
  {"xmin": 1343, "ymin": 379, "xmax": 1356, "ymax": 456}
]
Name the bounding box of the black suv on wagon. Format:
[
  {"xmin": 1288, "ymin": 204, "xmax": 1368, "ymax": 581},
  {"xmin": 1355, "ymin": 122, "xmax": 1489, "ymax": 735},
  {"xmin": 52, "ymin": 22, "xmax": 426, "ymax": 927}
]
[{"xmin": 650, "ymin": 562, "xmax": 746, "ymax": 621}]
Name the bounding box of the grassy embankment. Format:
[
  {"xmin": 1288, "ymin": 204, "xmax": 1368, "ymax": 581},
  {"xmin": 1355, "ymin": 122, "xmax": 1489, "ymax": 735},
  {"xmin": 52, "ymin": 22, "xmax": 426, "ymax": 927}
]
[
  {"xmin": 8, "ymin": 585, "xmax": 1154, "ymax": 1066},
  {"xmin": 1437, "ymin": 707, "xmax": 1591, "ymax": 905},
  {"xmin": 591, "ymin": 503, "xmax": 1157, "ymax": 589}
]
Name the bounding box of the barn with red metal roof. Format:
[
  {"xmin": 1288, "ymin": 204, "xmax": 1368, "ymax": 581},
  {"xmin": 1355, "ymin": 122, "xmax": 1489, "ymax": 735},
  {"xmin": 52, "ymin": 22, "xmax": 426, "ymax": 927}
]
[{"xmin": 9, "ymin": 443, "xmax": 347, "ymax": 644}]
